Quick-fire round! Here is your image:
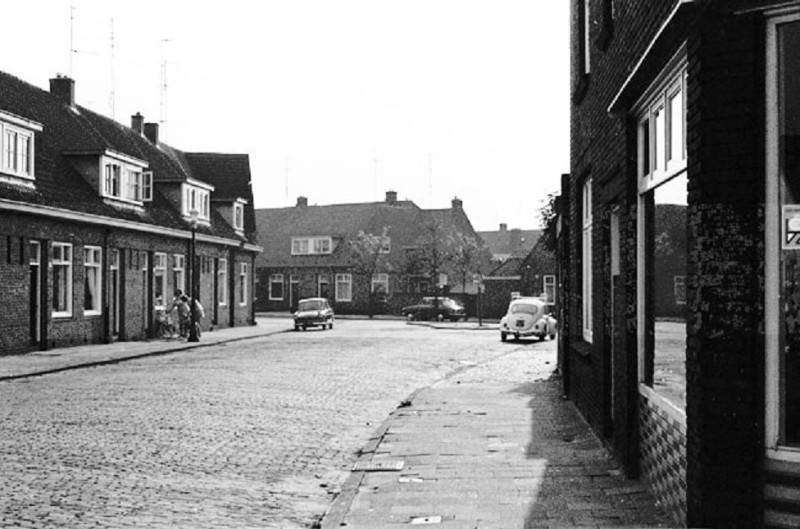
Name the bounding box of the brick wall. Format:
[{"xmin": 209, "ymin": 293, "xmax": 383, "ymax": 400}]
[
  {"xmin": 0, "ymin": 263, "xmax": 30, "ymax": 354},
  {"xmin": 684, "ymin": 11, "xmax": 764, "ymax": 527}
]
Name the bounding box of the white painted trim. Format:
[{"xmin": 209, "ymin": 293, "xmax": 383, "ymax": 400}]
[
  {"xmin": 0, "ymin": 198, "xmax": 257, "ymax": 249},
  {"xmin": 185, "ymin": 177, "xmax": 215, "ymax": 192},
  {"xmin": 0, "ymin": 109, "xmax": 43, "ymax": 131},
  {"xmin": 640, "ymin": 383, "xmax": 687, "ymax": 425},
  {"xmin": 608, "ymin": 1, "xmax": 694, "ymax": 114},
  {"xmin": 764, "ymin": 9, "xmax": 800, "ymax": 454},
  {"xmin": 65, "ymin": 148, "xmax": 148, "ymax": 168}
]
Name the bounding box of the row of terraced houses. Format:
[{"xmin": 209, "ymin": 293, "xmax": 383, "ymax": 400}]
[{"xmin": 0, "ymin": 70, "xmax": 557, "ymax": 357}]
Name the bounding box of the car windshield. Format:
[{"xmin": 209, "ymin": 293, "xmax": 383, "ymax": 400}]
[
  {"xmin": 510, "ymin": 303, "xmax": 539, "ymax": 316},
  {"xmin": 298, "ymin": 300, "xmax": 326, "ymax": 311}
]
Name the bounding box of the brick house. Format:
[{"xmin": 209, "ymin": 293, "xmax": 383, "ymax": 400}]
[
  {"xmin": 0, "ymin": 71, "xmax": 261, "ymax": 355},
  {"xmin": 561, "ymin": 1, "xmax": 800, "ymax": 526},
  {"xmin": 254, "ymin": 192, "xmax": 488, "ymax": 315},
  {"xmin": 477, "ymin": 224, "xmax": 540, "ymax": 262},
  {"xmin": 482, "ymin": 238, "xmax": 557, "ymax": 319}
]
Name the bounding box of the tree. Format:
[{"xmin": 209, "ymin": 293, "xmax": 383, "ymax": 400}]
[
  {"xmin": 538, "ymin": 192, "xmax": 560, "ymax": 252},
  {"xmin": 403, "ymin": 219, "xmax": 458, "ymax": 311},
  {"xmin": 349, "ymin": 227, "xmax": 391, "ymax": 318},
  {"xmin": 451, "ymin": 232, "xmax": 485, "ymax": 297}
]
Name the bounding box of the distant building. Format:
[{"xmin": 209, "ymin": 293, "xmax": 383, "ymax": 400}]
[
  {"xmin": 560, "ymin": 1, "xmax": 800, "ymax": 526},
  {"xmin": 254, "ymin": 192, "xmax": 489, "ymax": 315},
  {"xmin": 477, "ymin": 224, "xmax": 539, "ymax": 262},
  {"xmin": 0, "ymin": 71, "xmax": 261, "ymax": 355}
]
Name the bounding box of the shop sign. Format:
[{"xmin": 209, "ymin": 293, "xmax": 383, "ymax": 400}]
[{"xmin": 783, "ymin": 205, "xmax": 800, "ymax": 249}]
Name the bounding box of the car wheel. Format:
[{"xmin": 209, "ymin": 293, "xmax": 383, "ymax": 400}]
[
  {"xmin": 302, "ymin": 325, "xmax": 307, "ymax": 331},
  {"xmin": 514, "ymin": 333, "xmax": 520, "ymax": 341},
  {"xmin": 329, "ymin": 322, "xmax": 334, "ymax": 330},
  {"xmin": 539, "ymin": 334, "xmax": 546, "ymax": 341},
  {"xmin": 549, "ymin": 334, "xmax": 556, "ymax": 340},
  {"xmin": 406, "ymin": 313, "xmax": 415, "ymax": 322},
  {"xmin": 437, "ymin": 313, "xmax": 444, "ymax": 322},
  {"xmin": 294, "ymin": 325, "xmax": 300, "ymax": 332},
  {"xmin": 500, "ymin": 332, "xmax": 507, "ymax": 342}
]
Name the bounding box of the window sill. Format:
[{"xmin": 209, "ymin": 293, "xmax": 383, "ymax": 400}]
[
  {"xmin": 569, "ymin": 338, "xmax": 593, "ymax": 360},
  {"xmin": 52, "ymin": 313, "xmax": 72, "ymax": 320},
  {"xmin": 83, "ymin": 311, "xmax": 102, "ymax": 317},
  {"xmin": 572, "ymin": 73, "xmax": 590, "ymax": 105}
]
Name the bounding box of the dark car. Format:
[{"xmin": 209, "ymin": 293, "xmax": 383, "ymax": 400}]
[
  {"xmin": 293, "ymin": 298, "xmax": 335, "ymax": 331},
  {"xmin": 402, "ymin": 296, "xmax": 466, "ymax": 322}
]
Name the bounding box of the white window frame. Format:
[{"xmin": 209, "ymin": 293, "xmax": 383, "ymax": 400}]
[
  {"xmin": 239, "ymin": 263, "xmax": 248, "ymax": 306},
  {"xmin": 233, "ymin": 202, "xmax": 244, "ymax": 231},
  {"xmin": 582, "ymin": 177, "xmax": 593, "ymax": 343},
  {"xmin": 582, "ymin": 0, "xmax": 591, "ymax": 75},
  {"xmin": 181, "ymin": 183, "xmax": 212, "ymax": 222},
  {"xmin": 218, "ymin": 258, "xmax": 228, "ymax": 306},
  {"xmin": 635, "ymin": 49, "xmax": 688, "ymax": 383},
  {"xmin": 543, "ymin": 274, "xmax": 557, "ymax": 306},
  {"xmin": 291, "ymin": 236, "xmax": 333, "ymax": 255},
  {"xmin": 269, "ymin": 273, "xmax": 284, "ymax": 301},
  {"xmin": 2, "ymin": 125, "xmax": 34, "ymax": 179},
  {"xmin": 154, "ymin": 252, "xmax": 168, "ymax": 309},
  {"xmin": 766, "ymin": 8, "xmax": 800, "ymax": 460},
  {"xmin": 142, "ymin": 171, "xmax": 153, "ymax": 201},
  {"xmin": 52, "ymin": 242, "xmax": 73, "ymax": 318},
  {"xmin": 371, "ymin": 273, "xmax": 389, "ymax": 294},
  {"xmin": 100, "ymin": 155, "xmax": 149, "ymax": 204},
  {"xmin": 173, "ymin": 254, "xmax": 185, "ymax": 295},
  {"xmin": 83, "ymin": 246, "xmax": 102, "ymax": 315},
  {"xmin": 335, "ymin": 273, "xmax": 352, "ymax": 302}
]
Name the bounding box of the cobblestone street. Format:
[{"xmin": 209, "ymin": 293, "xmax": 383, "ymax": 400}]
[{"xmin": 0, "ymin": 319, "xmax": 540, "ymax": 528}]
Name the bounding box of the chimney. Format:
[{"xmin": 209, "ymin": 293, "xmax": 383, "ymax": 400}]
[
  {"xmin": 49, "ymin": 75, "xmax": 75, "ymax": 107},
  {"xmin": 131, "ymin": 113, "xmax": 144, "ymax": 135},
  {"xmin": 451, "ymin": 197, "xmax": 463, "ymax": 210},
  {"xmin": 385, "ymin": 190, "xmax": 398, "ymax": 204},
  {"xmin": 143, "ymin": 122, "xmax": 159, "ymax": 144},
  {"xmin": 500, "ymin": 223, "xmax": 507, "ymax": 232},
  {"xmin": 296, "ymin": 196, "xmax": 308, "ymax": 208}
]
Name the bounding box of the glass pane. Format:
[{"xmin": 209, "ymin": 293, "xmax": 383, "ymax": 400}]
[
  {"xmin": 669, "ymin": 88, "xmax": 684, "ymax": 163},
  {"xmin": 651, "ymin": 173, "xmax": 687, "ymax": 410},
  {"xmin": 654, "ymin": 106, "xmax": 665, "ymax": 172},
  {"xmin": 779, "ymin": 20, "xmax": 800, "ymax": 446}
]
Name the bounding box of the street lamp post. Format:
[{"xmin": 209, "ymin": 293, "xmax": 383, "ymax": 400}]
[{"xmin": 188, "ymin": 209, "xmax": 200, "ymax": 342}]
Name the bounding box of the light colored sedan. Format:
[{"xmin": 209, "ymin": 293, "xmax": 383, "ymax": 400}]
[{"xmin": 499, "ymin": 297, "xmax": 557, "ymax": 342}]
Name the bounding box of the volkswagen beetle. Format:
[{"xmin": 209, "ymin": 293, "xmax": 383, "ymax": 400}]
[{"xmin": 499, "ymin": 297, "xmax": 557, "ymax": 342}]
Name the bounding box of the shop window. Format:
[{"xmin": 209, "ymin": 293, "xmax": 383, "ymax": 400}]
[
  {"xmin": 637, "ymin": 53, "xmax": 688, "ymax": 412},
  {"xmin": 154, "ymin": 252, "xmax": 167, "ymax": 308},
  {"xmin": 767, "ymin": 12, "xmax": 800, "ymax": 450}
]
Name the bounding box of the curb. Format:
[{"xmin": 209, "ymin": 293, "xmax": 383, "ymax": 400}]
[
  {"xmin": 0, "ymin": 329, "xmax": 289, "ymax": 382},
  {"xmin": 319, "ymin": 345, "xmax": 530, "ymax": 529}
]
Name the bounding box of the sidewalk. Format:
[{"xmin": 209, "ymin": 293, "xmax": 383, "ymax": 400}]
[
  {"xmin": 322, "ymin": 347, "xmax": 672, "ymax": 529},
  {"xmin": 0, "ymin": 318, "xmax": 290, "ymax": 381}
]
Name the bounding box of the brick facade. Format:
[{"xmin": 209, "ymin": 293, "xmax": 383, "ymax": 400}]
[{"xmin": 563, "ymin": 1, "xmax": 787, "ymax": 526}]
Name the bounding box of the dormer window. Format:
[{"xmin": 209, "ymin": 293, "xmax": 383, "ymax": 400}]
[
  {"xmin": 99, "ymin": 152, "xmax": 150, "ymax": 204},
  {"xmin": 292, "ymin": 236, "xmax": 332, "ymax": 255},
  {"xmin": 234, "ymin": 203, "xmax": 244, "ymax": 231},
  {"xmin": 0, "ymin": 109, "xmax": 41, "ymax": 183},
  {"xmin": 182, "ymin": 181, "xmax": 213, "ymax": 223}
]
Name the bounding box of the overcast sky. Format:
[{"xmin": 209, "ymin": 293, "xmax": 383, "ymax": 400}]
[{"xmin": 1, "ymin": 1, "xmax": 569, "ymax": 232}]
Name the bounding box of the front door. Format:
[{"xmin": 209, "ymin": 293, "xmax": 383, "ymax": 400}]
[
  {"xmin": 110, "ymin": 249, "xmax": 121, "ymax": 338},
  {"xmin": 290, "ymin": 275, "xmax": 300, "ymax": 312},
  {"xmin": 29, "ymin": 240, "xmax": 42, "ymax": 346}
]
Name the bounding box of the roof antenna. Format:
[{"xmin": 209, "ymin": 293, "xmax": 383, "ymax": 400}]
[
  {"xmin": 428, "ymin": 153, "xmax": 433, "ymax": 208},
  {"xmin": 285, "ymin": 156, "xmax": 290, "ymax": 203},
  {"xmin": 159, "ymin": 38, "xmax": 170, "ymax": 140},
  {"xmin": 108, "ymin": 18, "xmax": 116, "ymax": 119},
  {"xmin": 69, "ymin": 0, "xmax": 76, "ymax": 76}
]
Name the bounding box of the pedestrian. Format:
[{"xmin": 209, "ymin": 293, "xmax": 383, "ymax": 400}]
[
  {"xmin": 176, "ymin": 295, "xmax": 191, "ymax": 337},
  {"xmin": 192, "ymin": 297, "xmax": 205, "ymax": 338}
]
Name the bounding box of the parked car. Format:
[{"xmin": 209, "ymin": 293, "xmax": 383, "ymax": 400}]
[
  {"xmin": 499, "ymin": 297, "xmax": 557, "ymax": 342},
  {"xmin": 293, "ymin": 298, "xmax": 335, "ymax": 331},
  {"xmin": 402, "ymin": 296, "xmax": 467, "ymax": 322}
]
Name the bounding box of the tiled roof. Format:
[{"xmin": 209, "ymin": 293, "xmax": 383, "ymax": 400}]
[
  {"xmin": 254, "ymin": 200, "xmax": 426, "ymax": 269},
  {"xmin": 0, "ymin": 71, "xmax": 257, "ymax": 245},
  {"xmin": 487, "ymin": 256, "xmax": 524, "ymax": 277},
  {"xmin": 478, "ymin": 227, "xmax": 540, "ymax": 259}
]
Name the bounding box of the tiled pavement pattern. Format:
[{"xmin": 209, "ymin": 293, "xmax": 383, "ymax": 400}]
[{"xmin": 328, "ymin": 346, "xmax": 672, "ymax": 529}]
